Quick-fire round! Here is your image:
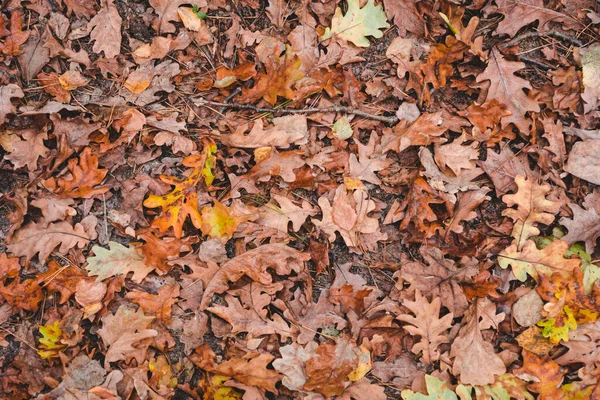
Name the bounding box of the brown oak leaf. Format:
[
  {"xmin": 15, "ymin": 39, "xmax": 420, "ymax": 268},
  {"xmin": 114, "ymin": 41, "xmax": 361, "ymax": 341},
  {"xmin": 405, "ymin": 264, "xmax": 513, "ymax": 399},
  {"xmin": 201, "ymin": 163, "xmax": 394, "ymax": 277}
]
[
  {"xmin": 87, "ymin": 0, "xmax": 122, "ymax": 58},
  {"xmin": 450, "ymin": 302, "xmax": 506, "ymax": 385},
  {"xmin": 97, "ymin": 306, "xmax": 158, "ymax": 368},
  {"xmin": 560, "ymin": 191, "xmax": 600, "ymax": 254},
  {"xmin": 200, "ymin": 243, "xmax": 309, "ymax": 309},
  {"xmin": 303, "ymin": 339, "xmax": 360, "ymax": 397},
  {"xmin": 400, "ymin": 247, "xmax": 479, "ymax": 317},
  {"xmin": 126, "ymin": 284, "xmax": 180, "ymax": 323},
  {"xmin": 7, "ymin": 215, "xmax": 97, "ymax": 263},
  {"xmin": 445, "ymin": 187, "xmax": 491, "ymax": 235},
  {"xmin": 45, "ymin": 147, "xmax": 109, "ymax": 199},
  {"xmin": 502, "ymin": 175, "xmax": 561, "ymax": 250},
  {"xmin": 476, "ymin": 48, "xmax": 540, "ymax": 133},
  {"xmin": 0, "ymin": 84, "xmax": 24, "ymax": 126},
  {"xmin": 397, "ymin": 290, "xmax": 453, "ymax": 364}
]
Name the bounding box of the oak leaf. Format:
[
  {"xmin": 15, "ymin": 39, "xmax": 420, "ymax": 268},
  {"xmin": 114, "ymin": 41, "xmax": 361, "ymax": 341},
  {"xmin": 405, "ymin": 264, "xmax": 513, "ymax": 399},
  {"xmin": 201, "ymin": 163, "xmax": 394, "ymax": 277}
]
[
  {"xmin": 476, "ymin": 48, "xmax": 540, "ymax": 133},
  {"xmin": 87, "ymin": 0, "xmax": 122, "ymax": 58},
  {"xmin": 0, "ymin": 128, "xmax": 50, "ymax": 171},
  {"xmin": 30, "ymin": 197, "xmax": 76, "ymax": 225},
  {"xmin": 207, "ymin": 294, "xmax": 293, "ymax": 339},
  {"xmin": 273, "ymin": 342, "xmax": 318, "ymax": 391},
  {"xmin": 97, "ymin": 306, "xmax": 158, "ymax": 368},
  {"xmin": 37, "ymin": 321, "xmax": 66, "ymax": 359},
  {"xmin": 491, "ymin": 0, "xmax": 582, "ymax": 38},
  {"xmin": 125, "ymin": 60, "xmax": 181, "ymax": 106},
  {"xmin": 513, "ymin": 351, "xmax": 564, "ymax": 399},
  {"xmin": 581, "ymin": 44, "xmax": 600, "ymax": 113},
  {"xmin": 502, "ymin": 175, "xmax": 561, "ymax": 249},
  {"xmin": 126, "ymin": 285, "xmax": 180, "ymax": 323},
  {"xmin": 1, "ymin": 11, "xmax": 30, "ymax": 56},
  {"xmin": 214, "ymin": 353, "xmax": 282, "ymax": 393},
  {"xmin": 434, "ymin": 134, "xmax": 479, "ymax": 177},
  {"xmin": 445, "ymin": 188, "xmax": 490, "ymax": 235},
  {"xmin": 313, "ymin": 185, "xmax": 385, "ymax": 251},
  {"xmin": 498, "ymin": 239, "xmax": 580, "ymax": 281},
  {"xmin": 382, "ymin": 112, "xmax": 447, "ymax": 153},
  {"xmin": 143, "ymin": 144, "xmax": 214, "ymax": 238},
  {"xmin": 221, "ymin": 115, "xmax": 308, "ymax": 149},
  {"xmin": 37, "ymin": 72, "xmax": 71, "ymax": 103},
  {"xmin": 0, "ymin": 84, "xmax": 24, "ymax": 126},
  {"xmin": 0, "ymin": 277, "xmax": 43, "ymax": 312},
  {"xmin": 200, "ymin": 200, "xmax": 244, "ymax": 242},
  {"xmin": 396, "ymin": 290, "xmax": 453, "ymax": 364},
  {"xmin": 257, "ymin": 194, "xmax": 316, "ymax": 233},
  {"xmin": 560, "ymin": 192, "xmax": 600, "ymax": 254},
  {"xmin": 200, "ymin": 243, "xmax": 309, "ymax": 309},
  {"xmin": 303, "ymin": 340, "xmax": 360, "ymax": 397},
  {"xmin": 45, "ymin": 147, "xmax": 109, "ymax": 199},
  {"xmin": 38, "ymin": 260, "xmax": 91, "ymax": 304},
  {"xmin": 86, "ymin": 241, "xmax": 154, "ymax": 283},
  {"xmin": 479, "ymin": 145, "xmax": 535, "ymax": 196},
  {"xmin": 347, "ymin": 133, "xmax": 392, "ymax": 185},
  {"xmin": 7, "ymin": 215, "xmax": 97, "ymax": 263},
  {"xmin": 400, "ymin": 247, "xmax": 478, "ymax": 317},
  {"xmin": 419, "ymin": 147, "xmax": 483, "ymax": 194},
  {"xmin": 149, "ymin": 0, "xmax": 207, "ymax": 34},
  {"xmin": 321, "ymin": 0, "xmax": 389, "ymax": 48},
  {"xmin": 242, "ymin": 45, "xmax": 304, "ymax": 105},
  {"xmin": 451, "ymin": 303, "xmax": 506, "ymax": 385},
  {"xmin": 421, "ymin": 36, "xmax": 466, "ymax": 88},
  {"xmin": 564, "ymin": 139, "xmax": 600, "ymax": 185},
  {"xmin": 397, "ymin": 176, "xmax": 445, "ymax": 238}
]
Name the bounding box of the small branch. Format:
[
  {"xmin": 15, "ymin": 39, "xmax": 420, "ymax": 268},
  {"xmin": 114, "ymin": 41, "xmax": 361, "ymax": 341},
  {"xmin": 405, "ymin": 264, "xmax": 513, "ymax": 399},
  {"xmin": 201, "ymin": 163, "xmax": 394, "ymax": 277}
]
[{"xmin": 193, "ymin": 98, "xmax": 400, "ymax": 125}]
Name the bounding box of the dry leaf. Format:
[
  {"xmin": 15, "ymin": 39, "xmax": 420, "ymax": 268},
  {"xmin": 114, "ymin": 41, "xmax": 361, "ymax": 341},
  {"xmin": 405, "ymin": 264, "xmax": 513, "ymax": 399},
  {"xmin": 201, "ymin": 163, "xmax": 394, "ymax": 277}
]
[
  {"xmin": 87, "ymin": 0, "xmax": 122, "ymax": 58},
  {"xmin": 397, "ymin": 290, "xmax": 453, "ymax": 364}
]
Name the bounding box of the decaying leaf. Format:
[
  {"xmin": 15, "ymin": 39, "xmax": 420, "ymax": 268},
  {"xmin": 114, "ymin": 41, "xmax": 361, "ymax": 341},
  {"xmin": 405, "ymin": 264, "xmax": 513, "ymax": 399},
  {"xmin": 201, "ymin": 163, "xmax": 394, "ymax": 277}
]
[{"xmin": 86, "ymin": 241, "xmax": 154, "ymax": 283}]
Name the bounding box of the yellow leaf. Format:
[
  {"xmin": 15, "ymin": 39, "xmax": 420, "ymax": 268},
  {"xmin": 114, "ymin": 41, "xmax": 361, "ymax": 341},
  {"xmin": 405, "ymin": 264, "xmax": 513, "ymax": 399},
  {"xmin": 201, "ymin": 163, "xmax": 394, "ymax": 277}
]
[
  {"xmin": 538, "ymin": 306, "xmax": 577, "ymax": 344},
  {"xmin": 347, "ymin": 345, "xmax": 371, "ymax": 381},
  {"xmin": 37, "ymin": 321, "xmax": 66, "ymax": 359},
  {"xmin": 200, "ymin": 200, "xmax": 242, "ymax": 242},
  {"xmin": 202, "ymin": 142, "xmax": 217, "ymax": 186},
  {"xmin": 321, "ymin": 0, "xmax": 390, "ymax": 48}
]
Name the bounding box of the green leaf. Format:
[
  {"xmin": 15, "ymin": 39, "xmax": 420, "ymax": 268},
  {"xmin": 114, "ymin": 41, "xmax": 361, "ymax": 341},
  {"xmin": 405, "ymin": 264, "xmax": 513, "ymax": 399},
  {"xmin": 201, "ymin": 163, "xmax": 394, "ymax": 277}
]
[{"xmin": 320, "ymin": 0, "xmax": 390, "ymax": 48}]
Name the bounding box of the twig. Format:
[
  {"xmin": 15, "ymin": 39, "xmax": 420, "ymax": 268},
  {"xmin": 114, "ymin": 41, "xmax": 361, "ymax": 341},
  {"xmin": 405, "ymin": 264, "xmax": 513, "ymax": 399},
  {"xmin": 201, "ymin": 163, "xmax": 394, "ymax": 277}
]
[
  {"xmin": 501, "ymin": 30, "xmax": 584, "ymax": 49},
  {"xmin": 216, "ymin": 86, "xmax": 242, "ymax": 120},
  {"xmin": 194, "ymin": 98, "xmax": 400, "ymax": 124}
]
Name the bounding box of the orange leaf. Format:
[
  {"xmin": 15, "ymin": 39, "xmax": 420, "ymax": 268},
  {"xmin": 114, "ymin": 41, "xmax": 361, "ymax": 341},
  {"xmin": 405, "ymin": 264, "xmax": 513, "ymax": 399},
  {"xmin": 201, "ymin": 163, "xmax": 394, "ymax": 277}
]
[
  {"xmin": 143, "ymin": 140, "xmax": 215, "ymax": 238},
  {"xmin": 125, "ymin": 284, "xmax": 180, "ymax": 323},
  {"xmin": 45, "ymin": 147, "xmax": 109, "ymax": 199},
  {"xmin": 1, "ymin": 11, "xmax": 30, "ymax": 56},
  {"xmin": 514, "ymin": 351, "xmax": 564, "ymax": 400},
  {"xmin": 37, "ymin": 72, "xmax": 71, "ymax": 103},
  {"xmin": 242, "ymin": 46, "xmax": 305, "ymax": 105}
]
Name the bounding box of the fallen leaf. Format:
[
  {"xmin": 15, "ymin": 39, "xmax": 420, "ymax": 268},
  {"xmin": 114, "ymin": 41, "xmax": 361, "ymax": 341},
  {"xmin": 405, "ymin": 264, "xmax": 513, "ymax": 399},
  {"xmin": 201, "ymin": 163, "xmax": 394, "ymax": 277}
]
[
  {"xmin": 397, "ymin": 290, "xmax": 453, "ymax": 364},
  {"xmin": 0, "ymin": 128, "xmax": 50, "ymax": 171},
  {"xmin": 149, "ymin": 0, "xmax": 207, "ymax": 34},
  {"xmin": 479, "ymin": 144, "xmax": 535, "ymax": 196},
  {"xmin": 126, "ymin": 284, "xmax": 180, "ymax": 323},
  {"xmin": 221, "ymin": 115, "xmax": 308, "ymax": 149},
  {"xmin": 514, "ymin": 351, "xmax": 564, "ymax": 399},
  {"xmin": 143, "ymin": 144, "xmax": 214, "ymax": 238},
  {"xmin": 97, "ymin": 306, "xmax": 158, "ymax": 368},
  {"xmin": 321, "ymin": 0, "xmax": 389, "ymax": 48},
  {"xmin": 0, "ymin": 84, "xmax": 24, "ymax": 125},
  {"xmin": 1, "ymin": 11, "xmax": 30, "ymax": 56},
  {"xmin": 200, "ymin": 243, "xmax": 309, "ymax": 309},
  {"xmin": 401, "ymin": 375, "xmax": 458, "ymax": 400},
  {"xmin": 200, "ymin": 200, "xmax": 245, "ymax": 242},
  {"xmin": 45, "ymin": 147, "xmax": 110, "ymax": 199},
  {"xmin": 257, "ymin": 194, "xmax": 316, "ymax": 232},
  {"xmin": 401, "ymin": 247, "xmax": 478, "ymax": 317},
  {"xmin": 313, "ymin": 185, "xmax": 386, "ymax": 251},
  {"xmin": 87, "ymin": 0, "xmax": 122, "ymax": 58},
  {"xmin": 434, "ymin": 134, "xmax": 479, "ymax": 176},
  {"xmin": 564, "ymin": 139, "xmax": 600, "ymax": 185},
  {"xmin": 86, "ymin": 241, "xmax": 154, "ymax": 283},
  {"xmin": 476, "ymin": 48, "xmax": 540, "ymax": 132},
  {"xmin": 502, "ymin": 175, "xmax": 561, "ymax": 250},
  {"xmin": 498, "ymin": 239, "xmax": 580, "ymax": 282},
  {"xmin": 7, "ymin": 216, "xmax": 97, "ymax": 263},
  {"xmin": 560, "ymin": 191, "xmax": 600, "ymax": 254},
  {"xmin": 451, "ymin": 303, "xmax": 506, "ymax": 385},
  {"xmin": 445, "ymin": 187, "xmax": 490, "ymax": 235},
  {"xmin": 303, "ymin": 339, "xmax": 360, "ymax": 397}
]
